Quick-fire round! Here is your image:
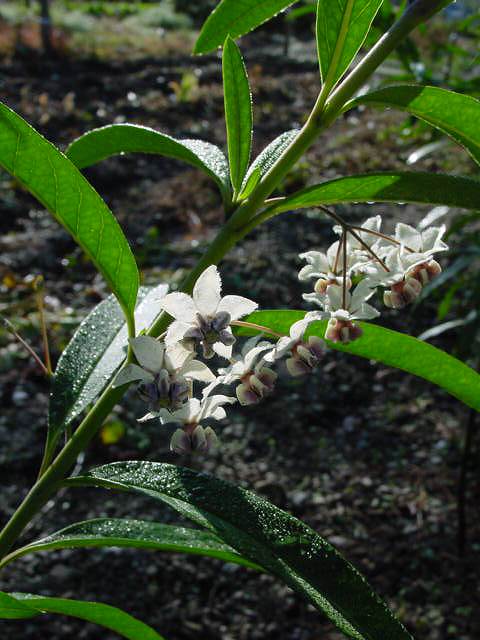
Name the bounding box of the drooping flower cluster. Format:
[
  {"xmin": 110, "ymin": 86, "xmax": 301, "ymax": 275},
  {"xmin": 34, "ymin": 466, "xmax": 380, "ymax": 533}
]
[
  {"xmin": 115, "ymin": 218, "xmax": 447, "ymax": 454},
  {"xmin": 299, "ymin": 217, "xmax": 448, "ymax": 343},
  {"xmin": 114, "ymin": 266, "xmax": 327, "ymax": 454}
]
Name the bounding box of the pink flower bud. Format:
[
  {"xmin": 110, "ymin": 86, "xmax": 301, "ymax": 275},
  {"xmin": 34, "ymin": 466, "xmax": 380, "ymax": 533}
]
[
  {"xmin": 408, "ymin": 259, "xmax": 442, "ymax": 285},
  {"xmin": 384, "ymin": 276, "xmax": 422, "ymax": 309},
  {"xmin": 325, "ymin": 318, "xmax": 363, "ymax": 344}
]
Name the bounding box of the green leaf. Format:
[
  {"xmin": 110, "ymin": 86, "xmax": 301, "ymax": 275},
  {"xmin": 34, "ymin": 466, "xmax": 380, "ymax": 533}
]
[
  {"xmin": 6, "ymin": 518, "xmax": 260, "ymax": 571},
  {"xmin": 351, "ymin": 85, "xmax": 480, "ymax": 167},
  {"xmin": 70, "ymin": 463, "xmax": 413, "ymax": 640},
  {"xmin": 222, "ymin": 36, "xmax": 253, "ymax": 194},
  {"xmin": 195, "ymin": 0, "xmax": 298, "ymax": 54},
  {"xmin": 316, "ymin": 0, "xmax": 383, "ymax": 91},
  {"xmin": 0, "ymin": 102, "xmax": 138, "ymax": 318},
  {"xmin": 239, "ymin": 129, "xmax": 299, "ymax": 199},
  {"xmin": 269, "ymin": 172, "xmax": 480, "ymax": 214},
  {"xmin": 66, "ymin": 124, "xmax": 231, "ymax": 204},
  {"xmin": 48, "ymin": 285, "xmax": 168, "ymax": 455},
  {"xmin": 2, "ymin": 592, "xmax": 165, "ymax": 640},
  {"xmin": 237, "ymin": 311, "xmax": 480, "ymax": 412},
  {"xmin": 0, "ymin": 592, "xmax": 37, "ymax": 619}
]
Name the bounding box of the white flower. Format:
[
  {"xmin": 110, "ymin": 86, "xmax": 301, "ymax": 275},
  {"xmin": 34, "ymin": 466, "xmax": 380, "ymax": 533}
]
[
  {"xmin": 113, "ymin": 336, "xmax": 214, "ymax": 411},
  {"xmin": 324, "ymin": 280, "xmax": 379, "ymax": 321},
  {"xmin": 264, "ymin": 312, "xmax": 326, "ymax": 376},
  {"xmin": 216, "ymin": 336, "xmax": 277, "ymax": 405},
  {"xmin": 298, "ymin": 242, "xmax": 356, "ymax": 294},
  {"xmin": 159, "ymin": 393, "xmax": 236, "ymax": 455},
  {"xmin": 321, "ymin": 281, "xmax": 379, "ymax": 344},
  {"xmin": 394, "ymin": 223, "xmax": 448, "ymax": 256},
  {"xmin": 160, "ymin": 265, "xmax": 257, "ymax": 359}
]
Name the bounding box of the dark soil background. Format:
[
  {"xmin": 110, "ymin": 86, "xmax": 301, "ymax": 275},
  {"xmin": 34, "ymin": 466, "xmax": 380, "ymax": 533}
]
[{"xmin": 0, "ymin": 4, "xmax": 479, "ymax": 640}]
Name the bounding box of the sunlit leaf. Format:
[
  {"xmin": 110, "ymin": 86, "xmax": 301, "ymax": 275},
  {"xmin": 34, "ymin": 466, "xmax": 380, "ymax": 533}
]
[
  {"xmin": 1, "ymin": 592, "xmax": 164, "ymax": 640},
  {"xmin": 5, "ymin": 518, "xmax": 259, "ymax": 571},
  {"xmin": 223, "ymin": 36, "xmax": 253, "ymax": 194},
  {"xmin": 267, "ymin": 172, "xmax": 480, "ymax": 214},
  {"xmin": 48, "ymin": 285, "xmax": 168, "ymax": 457},
  {"xmin": 0, "ymin": 592, "xmax": 37, "ymax": 619},
  {"xmin": 239, "ymin": 129, "xmax": 299, "ymax": 199},
  {"xmin": 195, "ymin": 0, "xmax": 298, "ymax": 54},
  {"xmin": 316, "ymin": 0, "xmax": 383, "ymax": 91},
  {"xmin": 0, "ymin": 102, "xmax": 138, "ymax": 317},
  {"xmin": 69, "ymin": 463, "xmax": 413, "ymax": 640},
  {"xmin": 351, "ymin": 85, "xmax": 480, "ymax": 167},
  {"xmin": 237, "ymin": 310, "xmax": 480, "ymax": 412},
  {"xmin": 66, "ymin": 124, "xmax": 231, "ymax": 204}
]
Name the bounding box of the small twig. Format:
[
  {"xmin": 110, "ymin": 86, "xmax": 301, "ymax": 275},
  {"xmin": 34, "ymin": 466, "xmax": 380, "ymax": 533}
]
[
  {"xmin": 0, "ymin": 313, "xmax": 49, "ymax": 376},
  {"xmin": 33, "ymin": 276, "xmax": 52, "ymax": 376},
  {"xmin": 231, "ymin": 320, "xmax": 285, "ymax": 338},
  {"xmin": 342, "ymin": 230, "xmax": 348, "ymax": 309},
  {"xmin": 348, "ymin": 228, "xmax": 390, "ymax": 272}
]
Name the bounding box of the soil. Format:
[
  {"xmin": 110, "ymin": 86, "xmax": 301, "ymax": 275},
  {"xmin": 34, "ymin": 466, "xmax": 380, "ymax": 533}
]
[{"xmin": 0, "ymin": 22, "xmax": 479, "ymax": 640}]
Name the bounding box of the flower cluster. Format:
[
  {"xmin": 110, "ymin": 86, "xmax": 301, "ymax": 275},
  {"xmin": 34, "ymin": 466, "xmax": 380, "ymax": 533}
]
[
  {"xmin": 299, "ymin": 217, "xmax": 448, "ymax": 343},
  {"xmin": 114, "ymin": 267, "xmax": 327, "ymax": 454},
  {"xmin": 115, "ymin": 218, "xmax": 447, "ymax": 454}
]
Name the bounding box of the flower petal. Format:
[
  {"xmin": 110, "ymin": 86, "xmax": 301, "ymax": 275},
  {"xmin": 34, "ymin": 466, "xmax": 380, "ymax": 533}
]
[
  {"xmin": 170, "ymin": 429, "xmax": 191, "ymax": 454},
  {"xmin": 165, "ymin": 321, "xmax": 192, "ymax": 346},
  {"xmin": 217, "ymin": 295, "xmax": 258, "ymax": 321},
  {"xmin": 112, "ymin": 364, "xmax": 153, "ymax": 387},
  {"xmin": 182, "ymin": 359, "xmax": 216, "ymax": 383},
  {"xmin": 213, "ymin": 341, "xmax": 233, "ymax": 359},
  {"xmin": 193, "ymin": 265, "xmax": 222, "ymax": 316},
  {"xmin": 130, "ymin": 336, "xmax": 165, "ymax": 373},
  {"xmin": 161, "ymin": 292, "xmax": 197, "ymax": 322}
]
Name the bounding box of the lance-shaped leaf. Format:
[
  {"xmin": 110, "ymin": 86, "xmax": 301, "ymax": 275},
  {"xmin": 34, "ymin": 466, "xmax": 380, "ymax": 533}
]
[
  {"xmin": 265, "ymin": 172, "xmax": 480, "ymax": 215},
  {"xmin": 0, "ymin": 592, "xmax": 37, "ymax": 619},
  {"xmin": 239, "ymin": 129, "xmax": 299, "ymax": 199},
  {"xmin": 69, "ymin": 462, "xmax": 413, "ymax": 640},
  {"xmin": 223, "ymin": 36, "xmax": 253, "ymax": 195},
  {"xmin": 237, "ymin": 311, "xmax": 480, "ymax": 413},
  {"xmin": 66, "ymin": 124, "xmax": 231, "ymax": 205},
  {"xmin": 351, "ymin": 85, "xmax": 480, "ymax": 167},
  {"xmin": 195, "ymin": 0, "xmax": 299, "ymax": 54},
  {"xmin": 2, "ymin": 518, "xmax": 260, "ymax": 571},
  {"xmin": 316, "ymin": 0, "xmax": 383, "ymax": 92},
  {"xmin": 0, "ymin": 592, "xmax": 164, "ymax": 640},
  {"xmin": 0, "ymin": 102, "xmax": 138, "ymax": 317},
  {"xmin": 48, "ymin": 285, "xmax": 168, "ymax": 457}
]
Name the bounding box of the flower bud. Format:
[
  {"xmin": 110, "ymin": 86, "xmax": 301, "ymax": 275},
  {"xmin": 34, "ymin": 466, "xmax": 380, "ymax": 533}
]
[
  {"xmin": 408, "ymin": 259, "xmax": 442, "ymax": 285},
  {"xmin": 384, "ymin": 276, "xmax": 422, "ymax": 309},
  {"xmin": 325, "ymin": 318, "xmax": 363, "ymax": 344}
]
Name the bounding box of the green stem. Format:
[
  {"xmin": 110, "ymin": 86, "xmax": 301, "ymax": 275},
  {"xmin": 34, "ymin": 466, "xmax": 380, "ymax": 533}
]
[{"xmin": 0, "ymin": 0, "xmax": 449, "ymax": 564}]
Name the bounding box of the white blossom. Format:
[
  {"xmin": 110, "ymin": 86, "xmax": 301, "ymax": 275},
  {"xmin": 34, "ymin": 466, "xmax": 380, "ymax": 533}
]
[
  {"xmin": 264, "ymin": 312, "xmax": 326, "ymax": 376},
  {"xmin": 216, "ymin": 336, "xmax": 277, "ymax": 405},
  {"xmin": 160, "ymin": 265, "xmax": 257, "ymax": 359},
  {"xmin": 157, "ymin": 393, "xmax": 236, "ymax": 454},
  {"xmin": 113, "ymin": 336, "xmax": 214, "ymax": 411}
]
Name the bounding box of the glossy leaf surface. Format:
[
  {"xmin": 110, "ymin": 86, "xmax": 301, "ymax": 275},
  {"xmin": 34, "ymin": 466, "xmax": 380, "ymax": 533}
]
[
  {"xmin": 316, "ymin": 0, "xmax": 383, "ymax": 90},
  {"xmin": 195, "ymin": 0, "xmax": 298, "ymax": 54},
  {"xmin": 1, "ymin": 592, "xmax": 164, "ymax": 640},
  {"xmin": 8, "ymin": 518, "xmax": 260, "ymax": 570},
  {"xmin": 66, "ymin": 124, "xmax": 231, "ymax": 203},
  {"xmin": 223, "ymin": 36, "xmax": 253, "ymax": 194},
  {"xmin": 352, "ymin": 85, "xmax": 480, "ymax": 166},
  {"xmin": 0, "ymin": 102, "xmax": 138, "ymax": 317},
  {"xmin": 48, "ymin": 285, "xmax": 168, "ymax": 453},
  {"xmin": 238, "ymin": 311, "xmax": 480, "ymax": 412},
  {"xmin": 0, "ymin": 592, "xmax": 37, "ymax": 619},
  {"xmin": 269, "ymin": 172, "xmax": 480, "ymax": 214},
  {"xmin": 71, "ymin": 462, "xmax": 413, "ymax": 640}
]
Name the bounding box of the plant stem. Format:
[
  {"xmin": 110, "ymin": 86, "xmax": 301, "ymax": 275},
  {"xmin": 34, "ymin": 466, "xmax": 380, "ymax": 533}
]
[
  {"xmin": 0, "ymin": 313, "xmax": 48, "ymax": 376},
  {"xmin": 0, "ymin": 0, "xmax": 448, "ymax": 564}
]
